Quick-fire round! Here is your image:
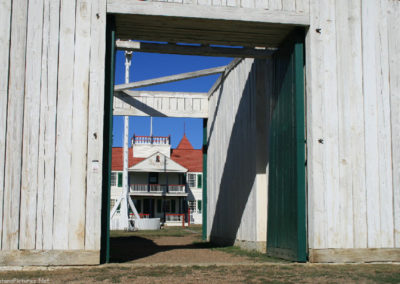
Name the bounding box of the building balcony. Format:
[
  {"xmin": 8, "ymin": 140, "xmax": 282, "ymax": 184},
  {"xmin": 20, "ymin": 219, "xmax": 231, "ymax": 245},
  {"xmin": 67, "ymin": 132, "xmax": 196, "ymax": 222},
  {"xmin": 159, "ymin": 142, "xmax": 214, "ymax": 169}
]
[
  {"xmin": 129, "ymin": 184, "xmax": 187, "ymax": 196},
  {"xmin": 132, "ymin": 135, "xmax": 170, "ymax": 145}
]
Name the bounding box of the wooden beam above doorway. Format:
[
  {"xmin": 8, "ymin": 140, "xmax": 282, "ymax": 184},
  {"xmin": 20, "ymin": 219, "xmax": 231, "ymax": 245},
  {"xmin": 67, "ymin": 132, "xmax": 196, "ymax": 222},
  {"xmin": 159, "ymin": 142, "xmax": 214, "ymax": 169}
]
[
  {"xmin": 113, "ymin": 90, "xmax": 209, "ymax": 118},
  {"xmin": 107, "ymin": 0, "xmax": 309, "ymax": 26},
  {"xmin": 115, "ymin": 40, "xmax": 275, "ymax": 59},
  {"xmin": 114, "ymin": 66, "xmax": 226, "ymax": 92}
]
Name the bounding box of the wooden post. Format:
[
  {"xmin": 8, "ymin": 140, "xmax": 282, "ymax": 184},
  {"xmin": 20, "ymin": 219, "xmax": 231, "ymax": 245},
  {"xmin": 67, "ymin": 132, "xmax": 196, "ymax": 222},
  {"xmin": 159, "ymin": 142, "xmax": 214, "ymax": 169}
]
[{"xmin": 120, "ymin": 51, "xmax": 132, "ymax": 230}]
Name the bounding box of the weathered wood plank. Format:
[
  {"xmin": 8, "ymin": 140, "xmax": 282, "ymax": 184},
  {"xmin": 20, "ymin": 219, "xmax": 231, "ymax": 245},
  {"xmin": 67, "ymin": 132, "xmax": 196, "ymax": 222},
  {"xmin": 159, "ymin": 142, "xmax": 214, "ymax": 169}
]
[
  {"xmin": 0, "ymin": 0, "xmax": 12, "ymax": 250},
  {"xmin": 362, "ymin": 0, "xmax": 381, "ymax": 248},
  {"xmin": 362, "ymin": 0, "xmax": 393, "ymax": 248},
  {"xmin": 53, "ymin": 0, "xmax": 76, "ymax": 250},
  {"xmin": 2, "ymin": 0, "xmax": 28, "ymax": 250},
  {"xmin": 307, "ymin": 0, "xmax": 339, "ymax": 249},
  {"xmin": 388, "ymin": 0, "xmax": 400, "ymax": 248},
  {"xmin": 375, "ymin": 0, "xmax": 393, "ymax": 248},
  {"xmin": 115, "ymin": 66, "xmax": 226, "ymax": 91},
  {"xmin": 36, "ymin": 0, "xmax": 60, "ymax": 250},
  {"xmin": 281, "ymin": 0, "xmax": 295, "ymax": 11},
  {"xmin": 339, "ymin": 0, "xmax": 367, "ymax": 249},
  {"xmin": 107, "ymin": 0, "xmax": 310, "ymax": 26},
  {"xmin": 113, "ymin": 91, "xmax": 209, "ymax": 118},
  {"xmin": 335, "ymin": 0, "xmax": 365, "ymax": 248},
  {"xmin": 19, "ymin": 0, "xmax": 44, "ymax": 250},
  {"xmin": 268, "ymin": 0, "xmax": 282, "ymax": 10},
  {"xmin": 115, "ymin": 40, "xmax": 274, "ymax": 59},
  {"xmin": 85, "ymin": 0, "xmax": 107, "ymax": 251},
  {"xmin": 255, "ymin": 0, "xmax": 268, "ymax": 9},
  {"xmin": 0, "ymin": 250, "xmax": 100, "ymax": 266},
  {"xmin": 309, "ymin": 248, "xmax": 400, "ymax": 263},
  {"xmin": 69, "ymin": 0, "xmax": 92, "ymax": 250},
  {"xmin": 295, "ymin": 0, "xmax": 307, "ymax": 13}
]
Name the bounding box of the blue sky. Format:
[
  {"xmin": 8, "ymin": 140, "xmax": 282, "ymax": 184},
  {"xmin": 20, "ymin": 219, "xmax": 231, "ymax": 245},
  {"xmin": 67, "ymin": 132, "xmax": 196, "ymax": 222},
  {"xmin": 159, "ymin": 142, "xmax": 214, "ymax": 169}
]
[{"xmin": 112, "ymin": 50, "xmax": 233, "ymax": 149}]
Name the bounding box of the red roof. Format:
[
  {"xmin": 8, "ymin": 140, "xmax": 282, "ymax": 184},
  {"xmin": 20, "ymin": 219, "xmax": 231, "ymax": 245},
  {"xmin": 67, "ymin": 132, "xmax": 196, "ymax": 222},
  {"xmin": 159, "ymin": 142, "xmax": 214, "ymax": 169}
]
[
  {"xmin": 176, "ymin": 134, "xmax": 194, "ymax": 150},
  {"xmin": 111, "ymin": 148, "xmax": 145, "ymax": 171},
  {"xmin": 111, "ymin": 135, "xmax": 203, "ymax": 172},
  {"xmin": 171, "ymin": 148, "xmax": 203, "ymax": 172}
]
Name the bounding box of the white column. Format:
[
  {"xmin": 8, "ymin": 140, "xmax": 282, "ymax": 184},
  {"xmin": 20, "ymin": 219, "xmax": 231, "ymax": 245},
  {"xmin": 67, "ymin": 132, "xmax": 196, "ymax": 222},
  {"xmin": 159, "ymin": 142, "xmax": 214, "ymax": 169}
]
[{"xmin": 121, "ymin": 51, "xmax": 133, "ymax": 229}]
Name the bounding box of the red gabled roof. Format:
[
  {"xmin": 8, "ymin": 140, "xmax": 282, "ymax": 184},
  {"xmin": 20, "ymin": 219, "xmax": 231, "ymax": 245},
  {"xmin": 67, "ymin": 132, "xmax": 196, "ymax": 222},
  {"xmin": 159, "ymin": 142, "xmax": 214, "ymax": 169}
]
[
  {"xmin": 111, "ymin": 147, "xmax": 145, "ymax": 171},
  {"xmin": 111, "ymin": 135, "xmax": 203, "ymax": 173},
  {"xmin": 171, "ymin": 148, "xmax": 203, "ymax": 172},
  {"xmin": 176, "ymin": 134, "xmax": 194, "ymax": 150}
]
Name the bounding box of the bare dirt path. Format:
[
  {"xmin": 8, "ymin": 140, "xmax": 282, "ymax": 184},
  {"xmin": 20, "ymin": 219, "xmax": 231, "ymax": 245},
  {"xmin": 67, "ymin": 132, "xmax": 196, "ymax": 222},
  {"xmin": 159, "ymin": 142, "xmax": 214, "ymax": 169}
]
[
  {"xmin": 109, "ymin": 226, "xmax": 256, "ymax": 264},
  {"xmin": 0, "ymin": 227, "xmax": 399, "ymax": 283}
]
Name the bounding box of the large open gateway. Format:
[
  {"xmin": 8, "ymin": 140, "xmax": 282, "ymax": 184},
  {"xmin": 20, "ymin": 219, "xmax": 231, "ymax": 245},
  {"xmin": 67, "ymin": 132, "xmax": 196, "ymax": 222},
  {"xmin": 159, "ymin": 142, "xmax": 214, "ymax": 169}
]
[{"xmin": 0, "ymin": 0, "xmax": 399, "ymax": 266}]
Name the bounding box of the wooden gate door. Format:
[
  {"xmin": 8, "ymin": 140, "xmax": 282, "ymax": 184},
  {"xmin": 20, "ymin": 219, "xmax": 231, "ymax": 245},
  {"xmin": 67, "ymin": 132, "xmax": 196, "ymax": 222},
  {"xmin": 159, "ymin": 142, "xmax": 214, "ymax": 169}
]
[{"xmin": 267, "ymin": 31, "xmax": 306, "ymax": 262}]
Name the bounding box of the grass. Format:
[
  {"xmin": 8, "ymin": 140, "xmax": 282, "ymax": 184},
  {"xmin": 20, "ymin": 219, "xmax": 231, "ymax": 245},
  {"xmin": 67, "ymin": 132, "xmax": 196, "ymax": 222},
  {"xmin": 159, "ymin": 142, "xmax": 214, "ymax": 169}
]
[
  {"xmin": 0, "ymin": 264, "xmax": 399, "ymax": 283},
  {"xmin": 1, "ymin": 227, "xmax": 398, "ymax": 283},
  {"xmin": 191, "ymin": 240, "xmax": 288, "ymax": 263},
  {"xmin": 110, "ymin": 224, "xmax": 202, "ymax": 238}
]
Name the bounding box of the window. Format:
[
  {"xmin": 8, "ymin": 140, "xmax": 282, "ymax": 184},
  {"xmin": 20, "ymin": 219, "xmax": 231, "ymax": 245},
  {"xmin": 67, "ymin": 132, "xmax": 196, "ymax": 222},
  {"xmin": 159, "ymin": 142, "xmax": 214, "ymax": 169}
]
[
  {"xmin": 164, "ymin": 200, "xmax": 171, "ymax": 212},
  {"xmin": 171, "ymin": 199, "xmax": 176, "ymax": 212},
  {"xmin": 149, "ymin": 172, "xmax": 158, "ymax": 184},
  {"xmin": 117, "ymin": 172, "xmax": 123, "ymax": 187},
  {"xmin": 110, "ymin": 198, "xmax": 116, "ymax": 210},
  {"xmin": 157, "ymin": 199, "xmax": 162, "ymax": 213},
  {"xmin": 111, "ymin": 172, "xmax": 117, "ymax": 186},
  {"xmin": 134, "ymin": 199, "xmax": 141, "ymax": 213},
  {"xmin": 187, "ymin": 173, "xmax": 196, "ymax": 187},
  {"xmin": 197, "ymin": 174, "xmax": 202, "ymax": 188},
  {"xmin": 156, "ymin": 155, "xmax": 160, "ymax": 162},
  {"xmin": 188, "ymin": 201, "xmax": 196, "ymax": 212},
  {"xmin": 197, "ymin": 200, "xmax": 202, "ymax": 213}
]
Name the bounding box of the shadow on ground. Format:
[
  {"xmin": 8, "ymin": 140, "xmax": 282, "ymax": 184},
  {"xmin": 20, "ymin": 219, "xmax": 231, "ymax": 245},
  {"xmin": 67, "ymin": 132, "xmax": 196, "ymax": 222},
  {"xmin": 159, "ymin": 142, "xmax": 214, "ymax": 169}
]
[{"xmin": 110, "ymin": 236, "xmax": 227, "ymax": 263}]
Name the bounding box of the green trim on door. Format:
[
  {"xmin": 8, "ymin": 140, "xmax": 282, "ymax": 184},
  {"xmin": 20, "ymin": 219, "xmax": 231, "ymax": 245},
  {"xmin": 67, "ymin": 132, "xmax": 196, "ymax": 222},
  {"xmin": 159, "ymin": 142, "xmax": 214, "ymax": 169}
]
[
  {"xmin": 202, "ymin": 119, "xmax": 208, "ymax": 240},
  {"xmin": 100, "ymin": 15, "xmax": 116, "ymax": 264},
  {"xmin": 267, "ymin": 30, "xmax": 307, "ymax": 262}
]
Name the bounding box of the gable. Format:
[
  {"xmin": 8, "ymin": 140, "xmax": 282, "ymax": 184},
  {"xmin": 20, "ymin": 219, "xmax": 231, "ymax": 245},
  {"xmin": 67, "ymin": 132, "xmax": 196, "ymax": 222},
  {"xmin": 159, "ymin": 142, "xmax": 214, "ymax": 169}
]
[{"xmin": 129, "ymin": 152, "xmax": 188, "ymax": 173}]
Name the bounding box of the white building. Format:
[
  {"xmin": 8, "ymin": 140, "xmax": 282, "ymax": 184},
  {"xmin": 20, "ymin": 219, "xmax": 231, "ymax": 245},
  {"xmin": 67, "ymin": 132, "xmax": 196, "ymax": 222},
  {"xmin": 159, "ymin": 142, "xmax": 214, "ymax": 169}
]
[{"xmin": 111, "ymin": 134, "xmax": 203, "ymax": 226}]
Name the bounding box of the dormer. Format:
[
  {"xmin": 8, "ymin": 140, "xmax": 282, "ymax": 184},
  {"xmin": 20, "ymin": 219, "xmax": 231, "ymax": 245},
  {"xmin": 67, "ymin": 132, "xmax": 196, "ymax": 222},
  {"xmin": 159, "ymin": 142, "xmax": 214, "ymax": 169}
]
[{"xmin": 131, "ymin": 135, "xmax": 171, "ymax": 158}]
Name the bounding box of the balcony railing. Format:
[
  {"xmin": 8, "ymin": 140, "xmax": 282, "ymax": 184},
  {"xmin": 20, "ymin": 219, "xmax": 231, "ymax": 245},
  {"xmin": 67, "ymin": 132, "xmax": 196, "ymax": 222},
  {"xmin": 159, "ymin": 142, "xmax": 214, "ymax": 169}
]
[
  {"xmin": 130, "ymin": 184, "xmax": 186, "ymax": 194},
  {"xmin": 165, "ymin": 213, "xmax": 185, "ymax": 227},
  {"xmin": 132, "ymin": 135, "xmax": 170, "ymax": 145}
]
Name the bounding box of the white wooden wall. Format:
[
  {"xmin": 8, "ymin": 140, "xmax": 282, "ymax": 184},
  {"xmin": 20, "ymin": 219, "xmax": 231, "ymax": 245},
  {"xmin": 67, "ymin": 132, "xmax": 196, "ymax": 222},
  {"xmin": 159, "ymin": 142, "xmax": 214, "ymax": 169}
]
[
  {"xmin": 307, "ymin": 0, "xmax": 400, "ymax": 251},
  {"xmin": 0, "ymin": 0, "xmax": 106, "ymax": 262},
  {"xmin": 150, "ymin": 0, "xmax": 308, "ymax": 12},
  {"xmin": 113, "ymin": 91, "xmax": 208, "ymax": 118},
  {"xmin": 1, "ymin": 0, "xmax": 400, "ymax": 265},
  {"xmin": 207, "ymin": 59, "xmax": 271, "ymax": 251}
]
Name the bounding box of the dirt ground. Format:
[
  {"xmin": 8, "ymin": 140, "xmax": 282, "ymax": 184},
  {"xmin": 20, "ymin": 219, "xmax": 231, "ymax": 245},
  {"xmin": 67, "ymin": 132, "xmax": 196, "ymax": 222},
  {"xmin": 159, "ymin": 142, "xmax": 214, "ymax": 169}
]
[
  {"xmin": 0, "ymin": 226, "xmax": 399, "ymax": 283},
  {"xmin": 109, "ymin": 226, "xmax": 255, "ymax": 264}
]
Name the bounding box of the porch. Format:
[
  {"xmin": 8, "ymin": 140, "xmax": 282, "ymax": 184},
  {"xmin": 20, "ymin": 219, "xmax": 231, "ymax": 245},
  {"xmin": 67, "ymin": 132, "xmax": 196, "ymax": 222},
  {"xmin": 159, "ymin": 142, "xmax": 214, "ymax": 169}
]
[{"xmin": 130, "ymin": 184, "xmax": 186, "ymax": 195}]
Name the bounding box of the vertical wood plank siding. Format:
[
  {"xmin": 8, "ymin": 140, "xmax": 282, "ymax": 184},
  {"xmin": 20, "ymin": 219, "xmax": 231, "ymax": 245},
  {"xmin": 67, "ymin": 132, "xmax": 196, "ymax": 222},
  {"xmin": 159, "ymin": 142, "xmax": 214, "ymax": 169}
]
[
  {"xmin": 20, "ymin": 0, "xmax": 45, "ymax": 249},
  {"xmin": 0, "ymin": 0, "xmax": 106, "ymax": 256},
  {"xmin": 53, "ymin": 0, "xmax": 76, "ymax": 250},
  {"xmin": 2, "ymin": 0, "xmax": 28, "ymax": 250},
  {"xmin": 86, "ymin": 0, "xmax": 107, "ymax": 251},
  {"xmin": 0, "ymin": 0, "xmax": 399, "ymax": 264},
  {"xmin": 306, "ymin": 0, "xmax": 399, "ymax": 250},
  {"xmin": 388, "ymin": 0, "xmax": 400, "ymax": 248},
  {"xmin": 207, "ymin": 59, "xmax": 270, "ymax": 247},
  {"xmin": 0, "ymin": 0, "xmax": 12, "ymax": 250},
  {"xmin": 36, "ymin": 0, "xmax": 60, "ymax": 250}
]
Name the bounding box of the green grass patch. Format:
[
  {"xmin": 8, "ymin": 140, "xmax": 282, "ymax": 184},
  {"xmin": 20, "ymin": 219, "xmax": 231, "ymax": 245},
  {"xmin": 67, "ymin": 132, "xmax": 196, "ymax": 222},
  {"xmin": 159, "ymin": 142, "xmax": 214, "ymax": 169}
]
[
  {"xmin": 110, "ymin": 224, "xmax": 202, "ymax": 238},
  {"xmin": 192, "ymin": 241, "xmax": 288, "ymax": 263}
]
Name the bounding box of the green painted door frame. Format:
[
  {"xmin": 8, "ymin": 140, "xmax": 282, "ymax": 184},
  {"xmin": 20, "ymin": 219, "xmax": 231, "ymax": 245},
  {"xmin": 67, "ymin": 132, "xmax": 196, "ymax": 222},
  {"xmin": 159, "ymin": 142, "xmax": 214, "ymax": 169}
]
[
  {"xmin": 267, "ymin": 29, "xmax": 307, "ymax": 262},
  {"xmin": 202, "ymin": 118, "xmax": 208, "ymax": 240},
  {"xmin": 100, "ymin": 15, "xmax": 116, "ymax": 264}
]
